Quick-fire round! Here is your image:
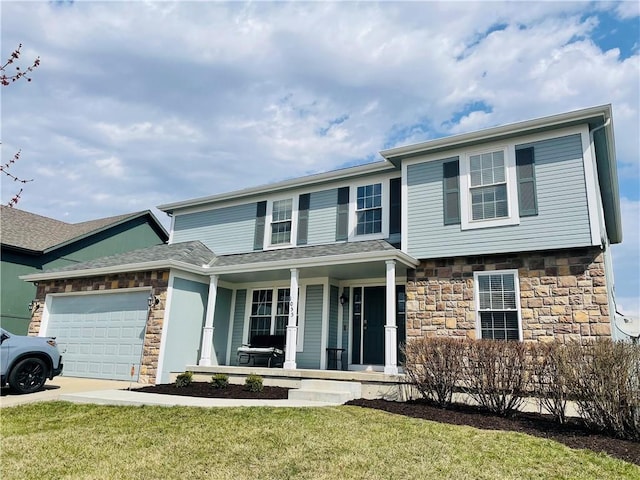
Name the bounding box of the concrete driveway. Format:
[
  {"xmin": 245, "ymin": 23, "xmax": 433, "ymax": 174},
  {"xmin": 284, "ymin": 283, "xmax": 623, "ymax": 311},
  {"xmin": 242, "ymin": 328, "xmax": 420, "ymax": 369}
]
[{"xmin": 0, "ymin": 376, "xmax": 143, "ymax": 408}]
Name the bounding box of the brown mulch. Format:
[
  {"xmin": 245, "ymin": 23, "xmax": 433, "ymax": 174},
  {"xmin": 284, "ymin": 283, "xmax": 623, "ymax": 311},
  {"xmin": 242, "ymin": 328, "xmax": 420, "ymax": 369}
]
[
  {"xmin": 132, "ymin": 382, "xmax": 639, "ymax": 465},
  {"xmin": 134, "ymin": 382, "xmax": 289, "ymax": 400},
  {"xmin": 346, "ymin": 398, "xmax": 640, "ymax": 466}
]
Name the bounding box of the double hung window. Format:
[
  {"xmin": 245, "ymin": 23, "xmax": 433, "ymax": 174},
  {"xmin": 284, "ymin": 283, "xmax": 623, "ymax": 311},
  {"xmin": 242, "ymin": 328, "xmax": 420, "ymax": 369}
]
[
  {"xmin": 469, "ymin": 150, "xmax": 508, "ymax": 221},
  {"xmin": 475, "ymin": 271, "xmax": 521, "ymax": 341},
  {"xmin": 249, "ymin": 288, "xmax": 291, "ymax": 340},
  {"xmin": 270, "ymin": 199, "xmax": 293, "ymax": 245},
  {"xmin": 356, "ymin": 183, "xmax": 382, "ymax": 235}
]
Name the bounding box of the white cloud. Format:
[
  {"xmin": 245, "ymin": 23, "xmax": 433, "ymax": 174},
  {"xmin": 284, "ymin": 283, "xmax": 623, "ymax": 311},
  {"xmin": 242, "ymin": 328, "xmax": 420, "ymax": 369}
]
[
  {"xmin": 95, "ymin": 156, "xmax": 125, "ymax": 178},
  {"xmin": 1, "ymin": 1, "xmax": 638, "ymax": 302}
]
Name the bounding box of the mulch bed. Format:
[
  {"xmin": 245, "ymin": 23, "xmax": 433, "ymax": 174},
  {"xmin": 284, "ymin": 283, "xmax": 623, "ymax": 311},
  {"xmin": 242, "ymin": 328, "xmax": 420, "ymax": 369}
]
[
  {"xmin": 132, "ymin": 382, "xmax": 638, "ymax": 465},
  {"xmin": 134, "ymin": 382, "xmax": 289, "ymax": 400},
  {"xmin": 346, "ymin": 398, "xmax": 640, "ymax": 466}
]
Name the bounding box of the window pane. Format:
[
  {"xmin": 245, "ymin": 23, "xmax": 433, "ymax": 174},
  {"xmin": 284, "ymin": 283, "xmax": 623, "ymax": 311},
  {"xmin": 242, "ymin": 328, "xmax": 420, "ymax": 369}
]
[
  {"xmin": 477, "ymin": 274, "xmax": 519, "ymax": 341},
  {"xmin": 356, "ymin": 183, "xmax": 382, "ymax": 235}
]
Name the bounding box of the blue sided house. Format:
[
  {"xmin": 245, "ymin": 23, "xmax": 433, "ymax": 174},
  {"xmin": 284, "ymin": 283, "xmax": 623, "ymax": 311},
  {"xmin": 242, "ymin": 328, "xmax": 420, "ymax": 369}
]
[{"xmin": 22, "ymin": 105, "xmax": 627, "ymax": 388}]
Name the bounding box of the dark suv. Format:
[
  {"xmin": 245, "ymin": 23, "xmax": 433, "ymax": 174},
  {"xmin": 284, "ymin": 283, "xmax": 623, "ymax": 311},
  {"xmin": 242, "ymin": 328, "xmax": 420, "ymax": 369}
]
[{"xmin": 0, "ymin": 328, "xmax": 63, "ymax": 394}]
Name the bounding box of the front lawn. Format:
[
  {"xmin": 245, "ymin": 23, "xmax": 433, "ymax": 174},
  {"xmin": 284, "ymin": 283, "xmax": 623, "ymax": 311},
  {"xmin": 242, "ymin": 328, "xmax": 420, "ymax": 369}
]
[{"xmin": 1, "ymin": 403, "xmax": 637, "ymax": 480}]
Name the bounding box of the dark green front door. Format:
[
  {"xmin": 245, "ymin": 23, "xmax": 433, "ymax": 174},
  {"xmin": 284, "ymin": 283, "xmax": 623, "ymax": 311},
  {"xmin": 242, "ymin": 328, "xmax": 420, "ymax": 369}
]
[{"xmin": 363, "ymin": 286, "xmax": 385, "ymax": 364}]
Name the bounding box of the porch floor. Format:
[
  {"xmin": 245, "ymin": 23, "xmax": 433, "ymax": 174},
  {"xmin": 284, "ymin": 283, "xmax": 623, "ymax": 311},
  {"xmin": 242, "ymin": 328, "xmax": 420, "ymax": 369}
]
[{"xmin": 183, "ymin": 365, "xmax": 410, "ymax": 401}]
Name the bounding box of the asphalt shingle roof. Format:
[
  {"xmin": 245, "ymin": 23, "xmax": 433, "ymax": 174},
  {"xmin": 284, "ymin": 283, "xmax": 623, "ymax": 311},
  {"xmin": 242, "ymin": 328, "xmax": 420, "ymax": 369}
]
[
  {"xmin": 42, "ymin": 241, "xmax": 215, "ymax": 273},
  {"xmin": 210, "ymin": 240, "xmax": 399, "ymax": 267},
  {"xmin": 0, "ymin": 206, "xmax": 162, "ymax": 253},
  {"xmin": 30, "ymin": 239, "xmax": 402, "ymax": 278}
]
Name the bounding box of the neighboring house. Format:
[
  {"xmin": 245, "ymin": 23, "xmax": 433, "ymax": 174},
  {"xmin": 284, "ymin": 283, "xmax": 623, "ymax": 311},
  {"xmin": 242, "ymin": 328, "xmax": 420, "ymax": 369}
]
[
  {"xmin": 23, "ymin": 105, "xmax": 625, "ymax": 385},
  {"xmin": 1, "ymin": 207, "xmax": 169, "ymax": 335}
]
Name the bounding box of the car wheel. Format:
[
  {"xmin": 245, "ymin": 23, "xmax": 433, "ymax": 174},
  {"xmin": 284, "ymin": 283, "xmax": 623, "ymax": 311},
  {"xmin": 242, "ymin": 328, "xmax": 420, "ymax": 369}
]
[{"xmin": 8, "ymin": 358, "xmax": 49, "ymax": 394}]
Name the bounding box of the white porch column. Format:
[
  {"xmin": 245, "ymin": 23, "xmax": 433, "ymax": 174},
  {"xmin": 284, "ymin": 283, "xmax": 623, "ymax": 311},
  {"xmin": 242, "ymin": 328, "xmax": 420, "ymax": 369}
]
[
  {"xmin": 199, "ymin": 275, "xmax": 219, "ymax": 366},
  {"xmin": 384, "ymin": 260, "xmax": 398, "ymax": 375},
  {"xmin": 284, "ymin": 268, "xmax": 299, "ymax": 370}
]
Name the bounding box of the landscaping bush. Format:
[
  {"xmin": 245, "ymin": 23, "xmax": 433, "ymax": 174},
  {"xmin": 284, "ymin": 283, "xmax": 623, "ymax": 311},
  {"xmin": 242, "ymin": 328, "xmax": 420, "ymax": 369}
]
[
  {"xmin": 403, "ymin": 337, "xmax": 465, "ymax": 407},
  {"xmin": 175, "ymin": 371, "xmax": 194, "ymax": 388},
  {"xmin": 210, "ymin": 373, "xmax": 229, "ymax": 389},
  {"xmin": 461, "ymin": 339, "xmax": 529, "ymax": 416},
  {"xmin": 245, "ymin": 374, "xmax": 263, "ymax": 393},
  {"xmin": 529, "ymin": 341, "xmax": 571, "ymax": 424},
  {"xmin": 564, "ymin": 339, "xmax": 640, "ymax": 440}
]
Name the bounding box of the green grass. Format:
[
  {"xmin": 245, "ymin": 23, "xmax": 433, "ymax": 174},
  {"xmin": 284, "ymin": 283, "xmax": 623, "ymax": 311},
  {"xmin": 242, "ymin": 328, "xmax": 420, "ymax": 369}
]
[{"xmin": 1, "ymin": 403, "xmax": 638, "ymax": 480}]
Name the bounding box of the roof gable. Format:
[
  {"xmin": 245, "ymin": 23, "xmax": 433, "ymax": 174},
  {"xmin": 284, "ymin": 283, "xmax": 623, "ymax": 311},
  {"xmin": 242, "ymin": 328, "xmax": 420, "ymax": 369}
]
[{"xmin": 0, "ymin": 207, "xmax": 168, "ymax": 253}]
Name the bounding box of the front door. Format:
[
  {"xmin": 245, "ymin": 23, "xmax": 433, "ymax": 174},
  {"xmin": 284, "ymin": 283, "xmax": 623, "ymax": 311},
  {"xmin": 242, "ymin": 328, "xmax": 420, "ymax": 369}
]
[{"xmin": 352, "ymin": 286, "xmax": 386, "ymax": 365}]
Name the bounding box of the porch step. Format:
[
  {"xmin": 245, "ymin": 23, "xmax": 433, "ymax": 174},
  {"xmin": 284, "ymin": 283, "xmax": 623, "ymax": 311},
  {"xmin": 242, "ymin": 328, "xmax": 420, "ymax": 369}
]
[{"xmin": 288, "ymin": 380, "xmax": 362, "ymax": 405}]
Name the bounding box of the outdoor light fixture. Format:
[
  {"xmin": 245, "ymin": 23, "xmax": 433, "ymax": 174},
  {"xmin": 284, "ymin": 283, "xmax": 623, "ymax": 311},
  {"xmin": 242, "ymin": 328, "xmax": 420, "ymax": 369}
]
[
  {"xmin": 339, "ymin": 292, "xmax": 349, "ymax": 305},
  {"xmin": 148, "ymin": 294, "xmax": 159, "ymax": 308},
  {"xmin": 27, "ymin": 299, "xmax": 39, "ymax": 313}
]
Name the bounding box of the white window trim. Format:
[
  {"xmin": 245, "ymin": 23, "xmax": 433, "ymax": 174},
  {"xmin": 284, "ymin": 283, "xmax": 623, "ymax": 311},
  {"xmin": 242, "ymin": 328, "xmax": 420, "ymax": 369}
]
[
  {"xmin": 244, "ymin": 286, "xmax": 305, "ymax": 352},
  {"xmin": 473, "ymin": 269, "xmax": 523, "ymax": 341},
  {"xmin": 348, "ymin": 179, "xmax": 389, "ymax": 242},
  {"xmin": 460, "ymin": 145, "xmax": 519, "ymax": 230},
  {"xmin": 263, "ymin": 196, "xmax": 298, "ymax": 250}
]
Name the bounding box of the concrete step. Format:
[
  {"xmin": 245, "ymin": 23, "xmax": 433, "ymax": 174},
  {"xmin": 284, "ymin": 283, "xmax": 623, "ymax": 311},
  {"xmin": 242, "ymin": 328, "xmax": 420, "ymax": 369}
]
[
  {"xmin": 287, "ymin": 379, "xmax": 362, "ymax": 404},
  {"xmin": 288, "ymin": 389, "xmax": 354, "ymax": 404}
]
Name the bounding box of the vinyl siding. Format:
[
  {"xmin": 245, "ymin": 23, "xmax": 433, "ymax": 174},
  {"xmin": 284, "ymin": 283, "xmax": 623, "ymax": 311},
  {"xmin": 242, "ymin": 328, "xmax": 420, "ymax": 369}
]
[
  {"xmin": 161, "ymin": 278, "xmax": 208, "ymax": 382},
  {"xmin": 296, "ymin": 284, "xmax": 323, "ymax": 369},
  {"xmin": 328, "ymin": 285, "xmax": 339, "ymax": 349},
  {"xmin": 212, "ymin": 287, "xmax": 232, "ymax": 366},
  {"xmin": 307, "ymin": 189, "xmax": 338, "ymax": 245},
  {"xmin": 406, "ymin": 134, "xmax": 592, "ymax": 258},
  {"xmin": 229, "ymin": 289, "xmax": 247, "ymax": 366},
  {"xmin": 172, "ymin": 203, "xmax": 256, "ymax": 255}
]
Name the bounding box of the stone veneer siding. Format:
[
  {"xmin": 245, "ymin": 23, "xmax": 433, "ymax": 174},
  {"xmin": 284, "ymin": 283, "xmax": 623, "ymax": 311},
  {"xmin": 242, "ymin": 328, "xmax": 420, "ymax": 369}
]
[
  {"xmin": 406, "ymin": 247, "xmax": 611, "ymax": 343},
  {"xmin": 28, "ymin": 270, "xmax": 169, "ymax": 384}
]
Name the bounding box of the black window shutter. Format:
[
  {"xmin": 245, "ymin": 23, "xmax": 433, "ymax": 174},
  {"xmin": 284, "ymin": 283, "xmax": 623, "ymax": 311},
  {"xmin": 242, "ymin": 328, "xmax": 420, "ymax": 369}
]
[
  {"xmin": 253, "ymin": 201, "xmax": 267, "ymax": 251},
  {"xmin": 516, "ymin": 147, "xmax": 537, "ymax": 216},
  {"xmin": 297, "ymin": 193, "xmax": 310, "ymax": 245},
  {"xmin": 443, "ymin": 160, "xmax": 460, "ymax": 225},
  {"xmin": 389, "ymin": 177, "xmax": 401, "ymax": 235},
  {"xmin": 336, "ymin": 187, "xmax": 349, "ymax": 241}
]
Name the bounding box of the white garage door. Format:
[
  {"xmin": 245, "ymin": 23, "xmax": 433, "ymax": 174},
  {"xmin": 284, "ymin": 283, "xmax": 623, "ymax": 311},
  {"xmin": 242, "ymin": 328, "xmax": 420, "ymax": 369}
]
[{"xmin": 46, "ymin": 291, "xmax": 149, "ymax": 381}]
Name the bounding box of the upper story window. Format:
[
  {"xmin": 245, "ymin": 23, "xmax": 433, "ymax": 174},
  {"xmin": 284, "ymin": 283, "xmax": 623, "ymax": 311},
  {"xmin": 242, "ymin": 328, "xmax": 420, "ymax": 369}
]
[
  {"xmin": 270, "ymin": 199, "xmax": 293, "ymax": 245},
  {"xmin": 356, "ymin": 183, "xmax": 382, "ymax": 235},
  {"xmin": 459, "ymin": 146, "xmax": 520, "ymax": 230},
  {"xmin": 469, "ymin": 150, "xmax": 508, "ymax": 221}
]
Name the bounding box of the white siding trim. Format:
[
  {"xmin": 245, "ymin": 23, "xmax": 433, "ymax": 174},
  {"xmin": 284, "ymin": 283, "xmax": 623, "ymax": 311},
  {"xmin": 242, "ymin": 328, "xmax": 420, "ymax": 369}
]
[
  {"xmin": 581, "ymin": 125, "xmax": 604, "ymax": 246},
  {"xmin": 473, "ymin": 269, "xmax": 523, "ymax": 342},
  {"xmin": 459, "ymin": 145, "xmax": 520, "ymax": 230}
]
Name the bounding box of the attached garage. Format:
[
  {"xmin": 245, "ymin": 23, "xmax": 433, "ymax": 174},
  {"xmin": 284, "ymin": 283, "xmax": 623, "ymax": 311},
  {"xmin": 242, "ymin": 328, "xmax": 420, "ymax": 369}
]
[{"xmin": 44, "ymin": 290, "xmax": 150, "ymax": 381}]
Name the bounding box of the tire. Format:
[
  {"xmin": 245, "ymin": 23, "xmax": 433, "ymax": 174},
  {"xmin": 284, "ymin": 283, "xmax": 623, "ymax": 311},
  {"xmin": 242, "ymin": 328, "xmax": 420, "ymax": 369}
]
[{"xmin": 8, "ymin": 357, "xmax": 49, "ymax": 394}]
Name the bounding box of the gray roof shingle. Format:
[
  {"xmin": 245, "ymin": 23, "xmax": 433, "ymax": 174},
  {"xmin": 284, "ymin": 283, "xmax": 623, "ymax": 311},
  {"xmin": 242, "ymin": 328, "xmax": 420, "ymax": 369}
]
[
  {"xmin": 0, "ymin": 206, "xmax": 165, "ymax": 253},
  {"xmin": 210, "ymin": 240, "xmax": 398, "ymax": 267},
  {"xmin": 41, "ymin": 241, "xmax": 214, "ymax": 273},
  {"xmin": 30, "ymin": 239, "xmax": 401, "ymax": 278}
]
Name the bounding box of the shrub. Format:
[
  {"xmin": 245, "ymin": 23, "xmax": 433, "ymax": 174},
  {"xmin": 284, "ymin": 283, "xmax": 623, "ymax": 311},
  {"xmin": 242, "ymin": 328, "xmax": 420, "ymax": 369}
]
[
  {"xmin": 529, "ymin": 342, "xmax": 571, "ymax": 424},
  {"xmin": 175, "ymin": 371, "xmax": 193, "ymax": 388},
  {"xmin": 564, "ymin": 339, "xmax": 640, "ymax": 440},
  {"xmin": 245, "ymin": 374, "xmax": 263, "ymax": 393},
  {"xmin": 403, "ymin": 337, "xmax": 465, "ymax": 407},
  {"xmin": 211, "ymin": 373, "xmax": 229, "ymax": 389},
  {"xmin": 461, "ymin": 340, "xmax": 529, "ymax": 416}
]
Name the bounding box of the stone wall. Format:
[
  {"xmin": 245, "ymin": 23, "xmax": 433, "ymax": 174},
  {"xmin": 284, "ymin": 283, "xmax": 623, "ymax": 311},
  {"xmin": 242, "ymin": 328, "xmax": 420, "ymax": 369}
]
[
  {"xmin": 28, "ymin": 270, "xmax": 169, "ymax": 384},
  {"xmin": 406, "ymin": 247, "xmax": 611, "ymax": 344}
]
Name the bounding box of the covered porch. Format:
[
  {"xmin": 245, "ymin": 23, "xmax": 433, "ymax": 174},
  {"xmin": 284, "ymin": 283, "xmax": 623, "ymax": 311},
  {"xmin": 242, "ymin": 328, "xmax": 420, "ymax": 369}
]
[{"xmin": 185, "ymin": 240, "xmax": 419, "ymax": 384}]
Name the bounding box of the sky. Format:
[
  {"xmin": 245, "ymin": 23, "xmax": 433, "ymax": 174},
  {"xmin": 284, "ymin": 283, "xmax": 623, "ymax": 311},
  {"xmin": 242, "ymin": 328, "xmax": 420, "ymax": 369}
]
[{"xmin": 2, "ymin": 1, "xmax": 639, "ymax": 316}]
